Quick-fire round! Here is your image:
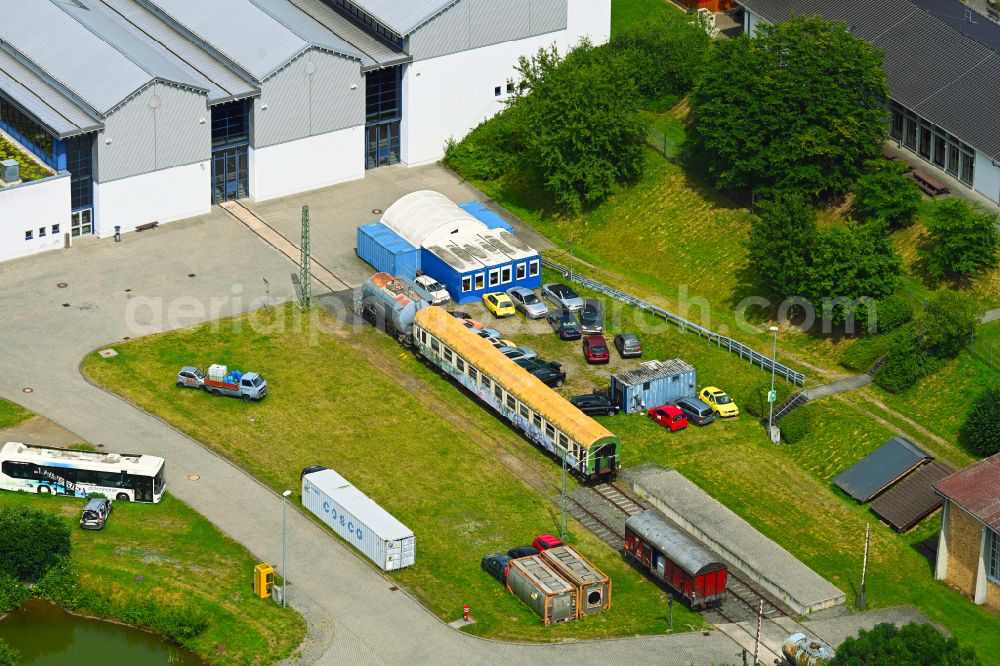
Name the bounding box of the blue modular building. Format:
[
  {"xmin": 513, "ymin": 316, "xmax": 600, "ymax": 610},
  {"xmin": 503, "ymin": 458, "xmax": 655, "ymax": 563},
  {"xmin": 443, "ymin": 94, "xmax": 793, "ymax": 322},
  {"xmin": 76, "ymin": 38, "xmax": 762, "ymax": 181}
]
[
  {"xmin": 358, "ymin": 190, "xmax": 541, "ymax": 305},
  {"xmin": 458, "ymin": 201, "xmax": 515, "ymax": 234}
]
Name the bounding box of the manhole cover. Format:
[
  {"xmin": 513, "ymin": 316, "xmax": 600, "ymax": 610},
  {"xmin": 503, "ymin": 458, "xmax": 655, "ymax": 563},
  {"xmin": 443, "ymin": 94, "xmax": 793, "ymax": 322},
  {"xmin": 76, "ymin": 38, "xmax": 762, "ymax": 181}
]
[
  {"xmin": 187, "ymin": 475, "xmax": 200, "ymax": 481},
  {"xmin": 96, "ymin": 444, "xmax": 104, "ymax": 448},
  {"xmin": 124, "ymin": 288, "xmax": 132, "ymax": 293},
  {"xmin": 57, "ymin": 282, "xmax": 68, "ymax": 288},
  {"xmin": 389, "ymin": 586, "xmax": 399, "ymax": 591},
  {"xmin": 98, "ymin": 349, "xmax": 118, "ymax": 358},
  {"xmin": 21, "ymin": 387, "xmax": 33, "ymax": 393},
  {"xmin": 123, "ymin": 336, "xmax": 131, "ymax": 341},
  {"xmin": 372, "ymin": 208, "xmax": 382, "ymax": 215},
  {"xmin": 62, "ymin": 303, "xmax": 70, "ymax": 308},
  {"xmin": 188, "ymin": 273, "xmax": 196, "ymax": 278}
]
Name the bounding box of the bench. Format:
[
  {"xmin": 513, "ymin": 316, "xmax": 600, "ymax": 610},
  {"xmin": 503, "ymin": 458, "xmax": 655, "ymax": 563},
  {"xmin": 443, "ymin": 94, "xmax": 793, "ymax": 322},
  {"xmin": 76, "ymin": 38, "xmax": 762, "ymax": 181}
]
[
  {"xmin": 135, "ymin": 220, "xmax": 159, "ymax": 232},
  {"xmin": 909, "ymin": 169, "xmax": 949, "ymax": 197}
]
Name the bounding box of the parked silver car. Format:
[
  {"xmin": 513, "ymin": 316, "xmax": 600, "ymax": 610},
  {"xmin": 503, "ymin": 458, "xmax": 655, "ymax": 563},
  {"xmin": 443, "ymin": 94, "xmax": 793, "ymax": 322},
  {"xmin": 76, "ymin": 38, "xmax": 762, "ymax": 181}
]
[
  {"xmin": 541, "ymin": 283, "xmax": 584, "ymax": 311},
  {"xmin": 498, "ymin": 346, "xmax": 538, "ymax": 361},
  {"xmin": 80, "ymin": 498, "xmax": 112, "ymax": 530},
  {"xmin": 506, "ymin": 287, "xmax": 549, "ymax": 319}
]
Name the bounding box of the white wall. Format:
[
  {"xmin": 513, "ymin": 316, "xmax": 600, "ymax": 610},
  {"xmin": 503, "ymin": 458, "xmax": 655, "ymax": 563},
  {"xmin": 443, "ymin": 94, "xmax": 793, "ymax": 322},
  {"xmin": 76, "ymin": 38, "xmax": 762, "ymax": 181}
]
[
  {"xmin": 400, "ymin": 0, "xmax": 611, "ymax": 167},
  {"xmin": 973, "ymin": 149, "xmax": 1000, "ymax": 205},
  {"xmin": 249, "ymin": 126, "xmax": 364, "ymax": 202},
  {"xmin": 744, "ymin": 9, "xmax": 765, "ymax": 35},
  {"xmin": 93, "ymin": 161, "xmax": 210, "ymax": 238},
  {"xmin": 0, "ymin": 172, "xmax": 70, "ymax": 262}
]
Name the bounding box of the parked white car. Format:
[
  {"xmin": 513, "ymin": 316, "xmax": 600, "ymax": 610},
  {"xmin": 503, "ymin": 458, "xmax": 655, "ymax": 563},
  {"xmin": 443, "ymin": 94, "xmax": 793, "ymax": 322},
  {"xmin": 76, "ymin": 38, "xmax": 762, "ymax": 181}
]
[{"xmin": 412, "ymin": 275, "xmax": 450, "ymax": 305}]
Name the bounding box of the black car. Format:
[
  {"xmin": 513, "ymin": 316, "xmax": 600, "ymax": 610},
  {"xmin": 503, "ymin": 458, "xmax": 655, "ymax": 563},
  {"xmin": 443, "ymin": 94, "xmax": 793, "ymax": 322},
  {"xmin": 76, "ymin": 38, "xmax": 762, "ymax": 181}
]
[
  {"xmin": 614, "ymin": 333, "xmax": 642, "ymax": 358},
  {"xmin": 481, "ymin": 553, "xmax": 513, "ymax": 583},
  {"xmin": 674, "ymin": 396, "xmax": 716, "ymax": 426},
  {"xmin": 578, "ymin": 299, "xmax": 604, "ymax": 334},
  {"xmin": 515, "ymin": 358, "xmax": 566, "ymax": 387},
  {"xmin": 570, "ymin": 393, "xmax": 619, "ymax": 416},
  {"xmin": 547, "ymin": 309, "xmax": 582, "ymax": 340},
  {"xmin": 507, "ymin": 545, "xmax": 540, "ymax": 559}
]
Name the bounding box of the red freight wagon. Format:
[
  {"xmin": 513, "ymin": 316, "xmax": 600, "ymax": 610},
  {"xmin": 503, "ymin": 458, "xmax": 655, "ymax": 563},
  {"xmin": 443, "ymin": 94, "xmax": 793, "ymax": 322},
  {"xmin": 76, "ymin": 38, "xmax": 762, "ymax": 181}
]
[{"xmin": 624, "ymin": 509, "xmax": 727, "ymax": 608}]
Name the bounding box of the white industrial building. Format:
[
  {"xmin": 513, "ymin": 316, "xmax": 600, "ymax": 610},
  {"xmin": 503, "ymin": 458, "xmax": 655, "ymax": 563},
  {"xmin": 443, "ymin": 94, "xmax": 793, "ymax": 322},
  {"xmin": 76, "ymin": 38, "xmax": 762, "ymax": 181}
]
[{"xmin": 0, "ymin": 0, "xmax": 609, "ymax": 262}]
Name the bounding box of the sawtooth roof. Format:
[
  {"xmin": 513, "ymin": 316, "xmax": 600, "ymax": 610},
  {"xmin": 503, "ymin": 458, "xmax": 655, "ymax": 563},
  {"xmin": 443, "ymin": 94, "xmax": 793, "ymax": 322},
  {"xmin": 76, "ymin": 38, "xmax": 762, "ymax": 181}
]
[
  {"xmin": 0, "ymin": 47, "xmax": 102, "ymax": 137},
  {"xmin": 347, "ymin": 0, "xmax": 459, "ymax": 36}
]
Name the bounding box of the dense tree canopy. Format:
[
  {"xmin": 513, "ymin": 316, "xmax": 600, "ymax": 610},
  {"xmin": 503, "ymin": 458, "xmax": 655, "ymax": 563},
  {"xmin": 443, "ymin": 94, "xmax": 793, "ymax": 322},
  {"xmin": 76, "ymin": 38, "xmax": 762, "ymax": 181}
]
[
  {"xmin": 833, "ymin": 622, "xmax": 980, "ymax": 666},
  {"xmin": 745, "ymin": 192, "xmax": 816, "ymax": 298},
  {"xmin": 912, "ymin": 290, "xmax": 980, "ymax": 358},
  {"xmin": 960, "ymin": 386, "xmax": 1000, "ymax": 457},
  {"xmin": 852, "ymin": 159, "xmax": 923, "ymax": 229},
  {"xmin": 920, "ymin": 199, "xmax": 999, "ymax": 282},
  {"xmin": 691, "ymin": 16, "xmax": 889, "ymax": 199},
  {"xmin": 0, "ymin": 505, "xmax": 70, "ymax": 581}
]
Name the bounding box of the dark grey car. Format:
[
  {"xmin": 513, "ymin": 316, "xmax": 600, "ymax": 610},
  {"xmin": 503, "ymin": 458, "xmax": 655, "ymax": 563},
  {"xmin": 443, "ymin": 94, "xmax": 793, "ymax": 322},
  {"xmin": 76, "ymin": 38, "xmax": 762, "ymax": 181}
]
[
  {"xmin": 614, "ymin": 333, "xmax": 642, "ymax": 358},
  {"xmin": 481, "ymin": 553, "xmax": 513, "ymax": 583},
  {"xmin": 674, "ymin": 396, "xmax": 716, "ymax": 426},
  {"xmin": 578, "ymin": 299, "xmax": 604, "ymax": 334}
]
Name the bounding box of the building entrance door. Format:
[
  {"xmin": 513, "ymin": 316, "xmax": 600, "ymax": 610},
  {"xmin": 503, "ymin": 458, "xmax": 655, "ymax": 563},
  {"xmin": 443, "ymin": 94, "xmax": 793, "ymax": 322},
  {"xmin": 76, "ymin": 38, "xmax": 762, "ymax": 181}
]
[
  {"xmin": 212, "ymin": 146, "xmax": 248, "ymax": 204},
  {"xmin": 70, "ymin": 208, "xmax": 92, "ymax": 237},
  {"xmin": 366, "ymin": 122, "xmax": 400, "ymax": 169}
]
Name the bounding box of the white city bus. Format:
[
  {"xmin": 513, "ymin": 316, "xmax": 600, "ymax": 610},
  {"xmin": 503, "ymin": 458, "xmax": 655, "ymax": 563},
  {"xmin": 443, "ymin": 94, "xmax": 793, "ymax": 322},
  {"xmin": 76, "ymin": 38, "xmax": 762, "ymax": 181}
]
[{"xmin": 0, "ymin": 442, "xmax": 166, "ymax": 503}]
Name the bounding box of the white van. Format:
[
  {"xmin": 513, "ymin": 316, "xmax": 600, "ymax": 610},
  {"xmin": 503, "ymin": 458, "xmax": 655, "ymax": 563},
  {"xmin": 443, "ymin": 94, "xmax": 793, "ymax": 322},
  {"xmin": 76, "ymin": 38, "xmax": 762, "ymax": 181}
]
[{"xmin": 411, "ymin": 274, "xmax": 451, "ymax": 305}]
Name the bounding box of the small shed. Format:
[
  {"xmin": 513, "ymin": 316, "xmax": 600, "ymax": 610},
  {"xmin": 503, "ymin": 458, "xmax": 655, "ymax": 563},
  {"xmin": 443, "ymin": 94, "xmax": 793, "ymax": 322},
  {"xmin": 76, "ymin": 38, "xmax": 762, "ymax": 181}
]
[
  {"xmin": 459, "ymin": 200, "xmax": 514, "ymax": 233},
  {"xmin": 833, "ymin": 436, "xmax": 932, "ymax": 503},
  {"xmin": 870, "ymin": 460, "xmax": 955, "ymax": 531},
  {"xmin": 356, "ymin": 222, "xmax": 421, "ymax": 279},
  {"xmin": 609, "ymin": 359, "xmax": 696, "ymax": 414}
]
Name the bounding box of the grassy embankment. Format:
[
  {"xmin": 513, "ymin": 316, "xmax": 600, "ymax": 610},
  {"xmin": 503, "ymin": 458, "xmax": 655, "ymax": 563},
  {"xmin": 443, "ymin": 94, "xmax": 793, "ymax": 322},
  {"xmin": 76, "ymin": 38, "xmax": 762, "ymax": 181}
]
[
  {"xmin": 0, "ymin": 399, "xmax": 31, "ymax": 430},
  {"xmin": 83, "ymin": 306, "xmax": 706, "ymax": 641}
]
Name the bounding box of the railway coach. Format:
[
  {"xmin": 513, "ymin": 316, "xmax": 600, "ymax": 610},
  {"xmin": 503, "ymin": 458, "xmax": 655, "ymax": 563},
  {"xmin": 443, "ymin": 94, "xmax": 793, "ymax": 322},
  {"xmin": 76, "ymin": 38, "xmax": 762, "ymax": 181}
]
[
  {"xmin": 412, "ymin": 307, "xmax": 620, "ymax": 480},
  {"xmin": 624, "ymin": 510, "xmax": 727, "ymax": 607}
]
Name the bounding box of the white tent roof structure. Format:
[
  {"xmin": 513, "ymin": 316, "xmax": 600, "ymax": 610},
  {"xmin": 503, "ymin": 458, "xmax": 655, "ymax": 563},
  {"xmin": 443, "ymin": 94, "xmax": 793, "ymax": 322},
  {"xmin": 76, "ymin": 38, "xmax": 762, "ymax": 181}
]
[{"xmin": 381, "ymin": 190, "xmax": 490, "ymax": 249}]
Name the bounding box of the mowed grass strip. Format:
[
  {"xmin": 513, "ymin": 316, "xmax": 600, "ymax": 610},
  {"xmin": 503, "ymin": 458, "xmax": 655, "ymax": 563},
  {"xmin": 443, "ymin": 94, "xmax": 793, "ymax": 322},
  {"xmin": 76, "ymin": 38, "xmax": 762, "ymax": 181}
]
[
  {"xmin": 0, "ymin": 398, "xmax": 32, "ymax": 430},
  {"xmin": 83, "ymin": 304, "xmax": 704, "ymax": 641},
  {"xmin": 0, "ymin": 491, "xmax": 305, "ymax": 665}
]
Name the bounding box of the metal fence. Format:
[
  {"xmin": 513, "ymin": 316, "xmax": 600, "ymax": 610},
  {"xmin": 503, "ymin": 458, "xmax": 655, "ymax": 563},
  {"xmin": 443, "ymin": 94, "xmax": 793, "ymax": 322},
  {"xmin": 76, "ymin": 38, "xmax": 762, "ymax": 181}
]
[{"xmin": 541, "ymin": 258, "xmax": 807, "ymax": 386}]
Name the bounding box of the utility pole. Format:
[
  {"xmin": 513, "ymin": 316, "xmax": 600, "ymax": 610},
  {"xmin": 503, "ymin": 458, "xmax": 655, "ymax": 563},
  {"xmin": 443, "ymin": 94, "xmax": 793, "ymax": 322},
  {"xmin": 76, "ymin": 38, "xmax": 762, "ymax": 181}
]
[
  {"xmin": 281, "ymin": 489, "xmax": 292, "ymax": 608},
  {"xmin": 300, "ymin": 205, "xmax": 311, "ymax": 308},
  {"xmin": 560, "ymin": 449, "xmax": 568, "ymax": 541},
  {"xmin": 857, "ymin": 523, "xmax": 870, "ymax": 610},
  {"xmin": 767, "ymin": 326, "xmax": 779, "ymax": 443},
  {"xmin": 752, "ymin": 599, "xmax": 763, "ymax": 665}
]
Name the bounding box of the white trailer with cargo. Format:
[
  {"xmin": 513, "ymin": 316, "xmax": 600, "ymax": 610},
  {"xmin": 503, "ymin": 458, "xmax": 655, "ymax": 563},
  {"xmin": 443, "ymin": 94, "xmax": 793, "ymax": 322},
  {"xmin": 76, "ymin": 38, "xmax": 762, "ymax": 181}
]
[{"xmin": 301, "ymin": 466, "xmax": 415, "ymax": 571}]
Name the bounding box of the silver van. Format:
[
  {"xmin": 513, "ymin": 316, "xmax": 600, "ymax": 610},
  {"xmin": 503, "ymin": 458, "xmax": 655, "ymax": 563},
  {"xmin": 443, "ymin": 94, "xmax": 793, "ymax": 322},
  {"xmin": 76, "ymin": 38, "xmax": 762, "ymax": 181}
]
[
  {"xmin": 80, "ymin": 498, "xmax": 112, "ymax": 530},
  {"xmin": 674, "ymin": 397, "xmax": 716, "ymax": 426}
]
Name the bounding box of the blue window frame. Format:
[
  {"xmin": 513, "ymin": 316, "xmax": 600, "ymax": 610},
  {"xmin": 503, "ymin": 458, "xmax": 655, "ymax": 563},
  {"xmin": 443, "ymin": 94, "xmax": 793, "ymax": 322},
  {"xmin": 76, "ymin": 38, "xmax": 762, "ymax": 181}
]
[
  {"xmin": 366, "ymin": 66, "xmax": 401, "ymax": 169},
  {"xmin": 64, "ymin": 134, "xmax": 94, "ymax": 211},
  {"xmin": 0, "ymin": 97, "xmax": 54, "ymax": 166},
  {"xmin": 990, "ymin": 528, "xmax": 1000, "ymax": 584},
  {"xmin": 329, "ymin": 0, "xmax": 403, "ymax": 49},
  {"xmin": 212, "ymin": 100, "xmax": 250, "ymax": 150}
]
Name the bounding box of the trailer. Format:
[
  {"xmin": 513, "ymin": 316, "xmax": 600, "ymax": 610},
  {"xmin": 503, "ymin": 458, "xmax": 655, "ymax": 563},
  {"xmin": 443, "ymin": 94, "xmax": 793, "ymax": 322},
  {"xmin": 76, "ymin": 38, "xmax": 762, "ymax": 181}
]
[
  {"xmin": 610, "ymin": 359, "xmax": 696, "ymax": 414},
  {"xmin": 506, "ymin": 555, "xmax": 578, "ymax": 625},
  {"xmin": 359, "ymin": 272, "xmax": 428, "ymax": 344},
  {"xmin": 176, "ymin": 364, "xmax": 268, "ymax": 401},
  {"xmin": 539, "ymin": 545, "xmax": 611, "ymax": 616},
  {"xmin": 301, "ymin": 466, "xmax": 415, "ymax": 571}
]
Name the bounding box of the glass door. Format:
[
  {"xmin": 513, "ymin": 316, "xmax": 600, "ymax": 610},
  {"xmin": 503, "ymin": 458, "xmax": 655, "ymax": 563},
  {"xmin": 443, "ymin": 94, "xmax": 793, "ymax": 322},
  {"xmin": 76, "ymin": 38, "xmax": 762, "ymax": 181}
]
[
  {"xmin": 212, "ymin": 146, "xmax": 248, "ymax": 204},
  {"xmin": 70, "ymin": 209, "xmax": 92, "ymax": 237}
]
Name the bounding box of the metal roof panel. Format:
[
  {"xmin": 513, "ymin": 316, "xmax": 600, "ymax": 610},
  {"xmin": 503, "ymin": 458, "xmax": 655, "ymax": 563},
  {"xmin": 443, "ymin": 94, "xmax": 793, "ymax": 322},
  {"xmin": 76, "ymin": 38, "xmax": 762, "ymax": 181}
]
[
  {"xmin": 833, "ymin": 436, "xmax": 932, "ymax": 502},
  {"xmin": 0, "ymin": 49, "xmax": 100, "ymax": 136},
  {"xmin": 870, "ymin": 460, "xmax": 954, "ymax": 531},
  {"xmin": 625, "ymin": 510, "xmax": 726, "ymax": 576},
  {"xmin": 349, "ymin": 0, "xmax": 459, "ymax": 35}
]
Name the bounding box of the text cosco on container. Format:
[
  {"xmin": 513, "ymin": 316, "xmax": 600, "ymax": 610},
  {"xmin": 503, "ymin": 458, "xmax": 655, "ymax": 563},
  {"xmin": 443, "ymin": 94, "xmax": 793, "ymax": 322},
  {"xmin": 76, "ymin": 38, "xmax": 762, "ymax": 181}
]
[{"xmin": 322, "ymin": 500, "xmax": 364, "ymax": 540}]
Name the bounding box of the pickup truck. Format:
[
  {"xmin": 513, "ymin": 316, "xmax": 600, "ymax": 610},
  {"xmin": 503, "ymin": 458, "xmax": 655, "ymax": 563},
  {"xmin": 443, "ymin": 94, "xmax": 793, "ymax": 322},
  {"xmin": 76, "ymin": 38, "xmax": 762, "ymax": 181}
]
[{"xmin": 176, "ymin": 365, "xmax": 268, "ymax": 401}]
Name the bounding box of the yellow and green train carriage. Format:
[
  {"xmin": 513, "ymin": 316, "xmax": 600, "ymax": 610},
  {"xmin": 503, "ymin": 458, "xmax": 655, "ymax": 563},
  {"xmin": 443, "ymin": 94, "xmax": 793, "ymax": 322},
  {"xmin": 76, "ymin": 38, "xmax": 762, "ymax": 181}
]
[{"xmin": 412, "ymin": 307, "xmax": 620, "ymax": 479}]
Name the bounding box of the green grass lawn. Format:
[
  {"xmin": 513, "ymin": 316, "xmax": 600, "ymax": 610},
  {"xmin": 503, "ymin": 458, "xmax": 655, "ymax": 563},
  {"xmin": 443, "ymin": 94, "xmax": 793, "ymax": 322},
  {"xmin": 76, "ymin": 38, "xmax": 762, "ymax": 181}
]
[
  {"xmin": 83, "ymin": 305, "xmax": 705, "ymax": 641},
  {"xmin": 0, "ymin": 398, "xmax": 32, "ymax": 430},
  {"xmin": 612, "ymin": 0, "xmax": 677, "ymax": 36},
  {"xmin": 0, "ymin": 491, "xmax": 304, "ymax": 665}
]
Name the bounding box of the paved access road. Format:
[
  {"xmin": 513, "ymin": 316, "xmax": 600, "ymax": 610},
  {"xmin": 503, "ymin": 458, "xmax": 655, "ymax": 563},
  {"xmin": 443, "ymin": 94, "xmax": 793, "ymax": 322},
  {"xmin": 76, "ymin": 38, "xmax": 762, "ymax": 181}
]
[{"xmin": 0, "ymin": 200, "xmax": 742, "ymax": 664}]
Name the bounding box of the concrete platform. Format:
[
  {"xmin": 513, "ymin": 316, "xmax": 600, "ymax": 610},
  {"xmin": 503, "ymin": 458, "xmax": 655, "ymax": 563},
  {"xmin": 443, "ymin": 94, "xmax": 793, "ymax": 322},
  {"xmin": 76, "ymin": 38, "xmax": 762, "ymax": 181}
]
[{"xmin": 624, "ymin": 464, "xmax": 847, "ymax": 616}]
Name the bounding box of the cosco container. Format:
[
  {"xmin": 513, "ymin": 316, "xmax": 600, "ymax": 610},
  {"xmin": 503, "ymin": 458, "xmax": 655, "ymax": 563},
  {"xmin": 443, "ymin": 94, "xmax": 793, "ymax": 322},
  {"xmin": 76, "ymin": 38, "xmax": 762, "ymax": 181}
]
[
  {"xmin": 301, "ymin": 467, "xmax": 415, "ymax": 571},
  {"xmin": 357, "ymin": 222, "xmax": 421, "ymax": 279},
  {"xmin": 540, "ymin": 545, "xmax": 611, "ymax": 616},
  {"xmin": 506, "ymin": 555, "xmax": 577, "ymax": 625}
]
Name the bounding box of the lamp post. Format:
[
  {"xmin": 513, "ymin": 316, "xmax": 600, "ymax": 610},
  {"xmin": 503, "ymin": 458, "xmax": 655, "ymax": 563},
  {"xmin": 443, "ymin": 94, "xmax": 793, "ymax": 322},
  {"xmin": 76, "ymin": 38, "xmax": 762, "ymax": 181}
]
[
  {"xmin": 767, "ymin": 326, "xmax": 779, "ymax": 441},
  {"xmin": 282, "ymin": 489, "xmax": 291, "ymax": 608}
]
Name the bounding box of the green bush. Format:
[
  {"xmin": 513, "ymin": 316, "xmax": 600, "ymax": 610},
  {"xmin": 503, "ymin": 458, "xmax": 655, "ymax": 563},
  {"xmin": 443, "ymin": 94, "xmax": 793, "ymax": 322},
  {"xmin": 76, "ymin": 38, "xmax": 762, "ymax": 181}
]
[
  {"xmin": 959, "ymin": 386, "xmax": 1000, "ymax": 457},
  {"xmin": 920, "ymin": 199, "xmax": 1000, "ymax": 282},
  {"xmin": 0, "ymin": 505, "xmax": 71, "ymax": 581},
  {"xmin": 913, "ymin": 290, "xmax": 980, "ymax": 359},
  {"xmin": 0, "ymin": 638, "xmax": 18, "ymax": 666},
  {"xmin": 852, "ymin": 159, "xmax": 923, "ymax": 229},
  {"xmin": 833, "ymin": 622, "xmax": 980, "ymax": 665},
  {"xmin": 442, "ymin": 104, "xmax": 525, "ymax": 181},
  {"xmin": 0, "ymin": 571, "xmax": 28, "ymax": 613},
  {"xmin": 874, "ymin": 335, "xmax": 938, "ymax": 393},
  {"xmin": 872, "ymin": 294, "xmax": 914, "ymax": 334},
  {"xmin": 778, "ymin": 408, "xmax": 811, "ymax": 444}
]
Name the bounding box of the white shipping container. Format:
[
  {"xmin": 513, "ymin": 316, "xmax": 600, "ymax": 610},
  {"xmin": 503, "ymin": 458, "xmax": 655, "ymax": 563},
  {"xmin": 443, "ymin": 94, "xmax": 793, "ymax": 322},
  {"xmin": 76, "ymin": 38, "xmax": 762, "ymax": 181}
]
[{"xmin": 301, "ymin": 468, "xmax": 415, "ymax": 571}]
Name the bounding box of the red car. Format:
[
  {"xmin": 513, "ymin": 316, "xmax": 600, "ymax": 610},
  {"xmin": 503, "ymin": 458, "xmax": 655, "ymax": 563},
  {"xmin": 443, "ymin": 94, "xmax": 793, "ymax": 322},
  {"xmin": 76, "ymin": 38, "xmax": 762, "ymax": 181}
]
[
  {"xmin": 647, "ymin": 404, "xmax": 688, "ymax": 432},
  {"xmin": 532, "ymin": 534, "xmax": 564, "ymax": 551},
  {"xmin": 582, "ymin": 335, "xmax": 610, "ymax": 364}
]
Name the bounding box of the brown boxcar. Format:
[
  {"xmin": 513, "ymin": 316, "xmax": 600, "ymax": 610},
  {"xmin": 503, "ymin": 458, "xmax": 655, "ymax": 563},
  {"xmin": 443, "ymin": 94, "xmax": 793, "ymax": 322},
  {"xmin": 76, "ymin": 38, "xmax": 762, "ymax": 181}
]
[
  {"xmin": 624, "ymin": 510, "xmax": 727, "ymax": 607},
  {"xmin": 506, "ymin": 555, "xmax": 578, "ymax": 625},
  {"xmin": 540, "ymin": 545, "xmax": 611, "ymax": 616}
]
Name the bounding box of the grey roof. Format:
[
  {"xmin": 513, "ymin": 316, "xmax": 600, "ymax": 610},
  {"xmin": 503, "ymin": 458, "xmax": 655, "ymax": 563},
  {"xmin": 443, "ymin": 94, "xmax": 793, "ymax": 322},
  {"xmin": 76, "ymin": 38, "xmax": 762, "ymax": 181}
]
[
  {"xmin": 832, "ymin": 436, "xmax": 932, "ymax": 502},
  {"xmin": 1, "ymin": 0, "xmax": 195, "ymax": 115},
  {"xmin": 0, "ymin": 48, "xmax": 102, "ymax": 137},
  {"xmin": 739, "ymin": 0, "xmax": 1000, "ymax": 159},
  {"xmin": 142, "ymin": 0, "xmax": 362, "ymax": 82},
  {"xmin": 287, "ymin": 0, "xmax": 410, "ymax": 68},
  {"xmin": 909, "ymin": 0, "xmax": 1000, "ymax": 54},
  {"xmin": 613, "ymin": 359, "xmax": 695, "ymax": 388},
  {"xmin": 96, "ymin": 0, "xmax": 257, "ymax": 104},
  {"xmin": 349, "ymin": 0, "xmax": 459, "ymax": 35},
  {"xmin": 625, "ymin": 510, "xmax": 726, "ymax": 576}
]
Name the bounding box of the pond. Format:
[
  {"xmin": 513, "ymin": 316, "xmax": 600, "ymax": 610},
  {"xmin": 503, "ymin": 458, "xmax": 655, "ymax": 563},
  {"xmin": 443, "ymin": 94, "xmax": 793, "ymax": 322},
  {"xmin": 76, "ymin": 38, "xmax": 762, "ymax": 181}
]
[{"xmin": 0, "ymin": 599, "xmax": 203, "ymax": 665}]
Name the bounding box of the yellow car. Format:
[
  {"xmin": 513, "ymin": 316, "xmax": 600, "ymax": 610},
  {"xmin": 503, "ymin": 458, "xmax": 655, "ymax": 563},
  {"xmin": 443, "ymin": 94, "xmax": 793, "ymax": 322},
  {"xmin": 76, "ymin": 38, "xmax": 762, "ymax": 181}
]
[
  {"xmin": 699, "ymin": 387, "xmax": 739, "ymax": 418},
  {"xmin": 483, "ymin": 292, "xmax": 516, "ymax": 318}
]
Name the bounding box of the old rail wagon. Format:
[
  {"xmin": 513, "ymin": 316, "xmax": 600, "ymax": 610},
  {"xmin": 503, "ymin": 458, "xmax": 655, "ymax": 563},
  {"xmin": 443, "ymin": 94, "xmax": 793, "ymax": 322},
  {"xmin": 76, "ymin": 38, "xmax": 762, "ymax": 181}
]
[
  {"xmin": 412, "ymin": 306, "xmax": 621, "ymax": 480},
  {"xmin": 540, "ymin": 545, "xmax": 611, "ymax": 616},
  {"xmin": 506, "ymin": 555, "xmax": 578, "ymax": 625},
  {"xmin": 624, "ymin": 510, "xmax": 727, "ymax": 607}
]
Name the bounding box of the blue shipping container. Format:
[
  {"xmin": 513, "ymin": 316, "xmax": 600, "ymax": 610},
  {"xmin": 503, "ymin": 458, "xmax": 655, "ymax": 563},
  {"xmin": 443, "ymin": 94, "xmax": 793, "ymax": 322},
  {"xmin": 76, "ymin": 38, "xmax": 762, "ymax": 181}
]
[
  {"xmin": 357, "ymin": 222, "xmax": 421, "ymax": 279},
  {"xmin": 459, "ymin": 201, "xmax": 514, "ymax": 234},
  {"xmin": 421, "ymin": 248, "xmax": 542, "ymax": 305},
  {"xmin": 610, "ymin": 360, "xmax": 697, "ymax": 414}
]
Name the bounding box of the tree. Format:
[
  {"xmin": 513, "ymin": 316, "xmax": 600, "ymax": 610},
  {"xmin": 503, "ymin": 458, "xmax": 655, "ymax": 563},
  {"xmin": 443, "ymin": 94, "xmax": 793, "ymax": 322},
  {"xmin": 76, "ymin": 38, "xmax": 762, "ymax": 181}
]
[
  {"xmin": 745, "ymin": 192, "xmax": 817, "ymax": 298},
  {"xmin": 611, "ymin": 10, "xmax": 711, "ymax": 109},
  {"xmin": 0, "ymin": 639, "xmax": 17, "ymax": 666},
  {"xmin": 690, "ymin": 16, "xmax": 889, "ymax": 199},
  {"xmin": 920, "ymin": 199, "xmax": 1000, "ymax": 282},
  {"xmin": 959, "ymin": 386, "xmax": 1000, "ymax": 457},
  {"xmin": 514, "ymin": 43, "xmax": 648, "ymax": 212},
  {"xmin": 912, "ymin": 290, "xmax": 980, "ymax": 358},
  {"xmin": 0, "ymin": 505, "xmax": 71, "ymax": 581},
  {"xmin": 800, "ymin": 221, "xmax": 902, "ymax": 327},
  {"xmin": 852, "ymin": 159, "xmax": 923, "ymax": 229},
  {"xmin": 833, "ymin": 622, "xmax": 980, "ymax": 665}
]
